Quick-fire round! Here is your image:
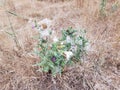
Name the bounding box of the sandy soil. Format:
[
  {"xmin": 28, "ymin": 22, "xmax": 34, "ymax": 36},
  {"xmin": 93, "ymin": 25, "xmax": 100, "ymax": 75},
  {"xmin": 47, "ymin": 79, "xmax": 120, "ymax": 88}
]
[{"xmin": 0, "ymin": 0, "xmax": 120, "ymax": 90}]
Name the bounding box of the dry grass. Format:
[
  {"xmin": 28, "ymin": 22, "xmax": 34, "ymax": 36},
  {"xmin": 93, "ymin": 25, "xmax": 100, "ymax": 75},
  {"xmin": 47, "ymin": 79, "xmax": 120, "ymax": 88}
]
[{"xmin": 0, "ymin": 0, "xmax": 120, "ymax": 90}]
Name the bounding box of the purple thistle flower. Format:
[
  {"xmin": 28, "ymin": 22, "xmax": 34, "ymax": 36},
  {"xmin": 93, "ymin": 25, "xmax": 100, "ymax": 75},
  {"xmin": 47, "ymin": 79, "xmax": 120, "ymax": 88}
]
[
  {"xmin": 32, "ymin": 25, "xmax": 35, "ymax": 29},
  {"xmin": 51, "ymin": 56, "xmax": 56, "ymax": 62}
]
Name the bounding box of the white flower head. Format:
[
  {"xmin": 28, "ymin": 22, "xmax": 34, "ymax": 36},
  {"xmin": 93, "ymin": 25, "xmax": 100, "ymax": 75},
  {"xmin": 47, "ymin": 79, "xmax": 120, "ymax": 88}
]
[
  {"xmin": 66, "ymin": 36, "xmax": 72, "ymax": 43},
  {"xmin": 61, "ymin": 42, "xmax": 64, "ymax": 45},
  {"xmin": 70, "ymin": 45, "xmax": 77, "ymax": 52},
  {"xmin": 40, "ymin": 30, "xmax": 50, "ymax": 38},
  {"xmin": 38, "ymin": 18, "xmax": 52, "ymax": 30},
  {"xmin": 64, "ymin": 51, "xmax": 73, "ymax": 60},
  {"xmin": 66, "ymin": 36, "xmax": 74, "ymax": 45},
  {"xmin": 53, "ymin": 36, "xmax": 58, "ymax": 42},
  {"xmin": 79, "ymin": 39, "xmax": 83, "ymax": 45}
]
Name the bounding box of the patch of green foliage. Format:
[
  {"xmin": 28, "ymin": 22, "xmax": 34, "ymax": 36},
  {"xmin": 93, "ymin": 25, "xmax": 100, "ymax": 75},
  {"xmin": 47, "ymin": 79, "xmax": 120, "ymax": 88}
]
[{"xmin": 34, "ymin": 27, "xmax": 87, "ymax": 76}]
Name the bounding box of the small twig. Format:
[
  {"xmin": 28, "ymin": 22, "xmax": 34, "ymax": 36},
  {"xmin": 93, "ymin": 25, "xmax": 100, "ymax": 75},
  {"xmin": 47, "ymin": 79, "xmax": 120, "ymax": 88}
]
[
  {"xmin": 63, "ymin": 81, "xmax": 72, "ymax": 90},
  {"xmin": 6, "ymin": 12, "xmax": 21, "ymax": 49},
  {"xmin": 84, "ymin": 78, "xmax": 94, "ymax": 90},
  {"xmin": 6, "ymin": 10, "xmax": 29, "ymax": 21},
  {"xmin": 3, "ymin": 1, "xmax": 21, "ymax": 50}
]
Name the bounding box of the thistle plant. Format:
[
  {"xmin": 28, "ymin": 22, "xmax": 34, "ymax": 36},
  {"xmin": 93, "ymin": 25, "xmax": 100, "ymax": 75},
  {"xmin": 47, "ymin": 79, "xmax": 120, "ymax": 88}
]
[{"xmin": 33, "ymin": 21, "xmax": 87, "ymax": 76}]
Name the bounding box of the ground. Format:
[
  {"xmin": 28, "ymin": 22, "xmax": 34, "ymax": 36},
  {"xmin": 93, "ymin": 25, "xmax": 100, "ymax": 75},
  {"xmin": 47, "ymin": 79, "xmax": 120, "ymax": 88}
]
[{"xmin": 0, "ymin": 0, "xmax": 120, "ymax": 90}]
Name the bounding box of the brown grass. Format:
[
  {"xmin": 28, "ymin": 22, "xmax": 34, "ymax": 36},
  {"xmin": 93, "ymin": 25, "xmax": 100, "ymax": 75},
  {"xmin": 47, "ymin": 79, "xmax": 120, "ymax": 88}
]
[{"xmin": 0, "ymin": 0, "xmax": 120, "ymax": 90}]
